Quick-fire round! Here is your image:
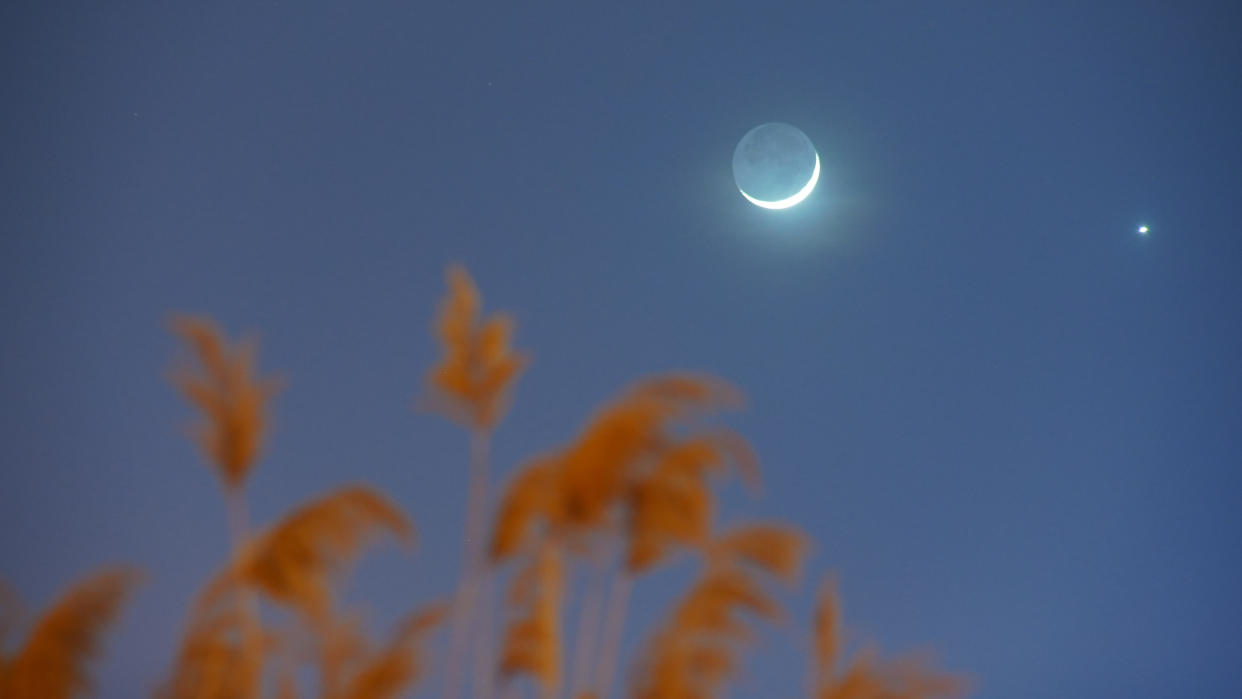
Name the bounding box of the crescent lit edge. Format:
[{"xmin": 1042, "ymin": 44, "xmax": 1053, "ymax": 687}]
[{"xmin": 739, "ymin": 151, "xmax": 820, "ymax": 210}]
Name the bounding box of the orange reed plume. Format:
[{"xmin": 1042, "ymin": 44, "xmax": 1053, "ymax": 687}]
[
  {"xmin": 423, "ymin": 264, "xmax": 527, "ymax": 432},
  {"xmin": 812, "ymin": 578, "xmax": 968, "ymax": 699},
  {"xmin": 0, "ymin": 567, "xmax": 141, "ymax": 699},
  {"xmin": 625, "ymin": 434, "xmax": 760, "ymax": 575},
  {"xmin": 556, "ymin": 374, "xmax": 748, "ymax": 540},
  {"xmin": 422, "ymin": 264, "xmax": 528, "ymax": 699},
  {"xmin": 159, "ymin": 484, "xmax": 430, "ymax": 699},
  {"xmin": 234, "ymin": 486, "xmax": 414, "ymax": 622},
  {"xmin": 168, "ymin": 315, "xmax": 282, "ymax": 495},
  {"xmin": 166, "ymin": 314, "xmax": 282, "ymax": 698},
  {"xmin": 164, "ymin": 486, "xmax": 420, "ymax": 699},
  {"xmin": 629, "ymin": 522, "xmax": 804, "ymax": 699},
  {"xmin": 304, "ymin": 602, "xmax": 448, "ymax": 699},
  {"xmin": 157, "ymin": 568, "xmax": 273, "ymax": 699},
  {"xmin": 707, "ymin": 522, "xmax": 808, "ymax": 585},
  {"xmin": 343, "ymin": 603, "xmax": 447, "ymax": 698},
  {"xmin": 488, "ymin": 373, "xmax": 758, "ymax": 699},
  {"xmin": 489, "ymin": 456, "xmax": 561, "ymax": 561},
  {"xmin": 632, "ymin": 566, "xmax": 783, "ymax": 699},
  {"xmin": 489, "ymin": 373, "xmax": 749, "ymax": 562},
  {"xmin": 498, "ymin": 541, "xmax": 564, "ymax": 699}
]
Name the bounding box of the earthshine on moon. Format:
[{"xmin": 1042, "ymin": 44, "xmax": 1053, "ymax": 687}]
[{"xmin": 732, "ymin": 123, "xmax": 819, "ymax": 209}]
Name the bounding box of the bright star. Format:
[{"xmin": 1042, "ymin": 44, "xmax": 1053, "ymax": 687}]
[{"xmin": 1137, "ymin": 225, "xmax": 1149, "ymax": 235}]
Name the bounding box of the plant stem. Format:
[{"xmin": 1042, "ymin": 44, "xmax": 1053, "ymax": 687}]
[
  {"xmin": 225, "ymin": 487, "xmax": 264, "ymax": 696},
  {"xmin": 225, "ymin": 487, "xmax": 251, "ymax": 551},
  {"xmin": 471, "ymin": 562, "xmax": 497, "ymax": 699},
  {"xmin": 594, "ymin": 570, "xmax": 632, "ymax": 699},
  {"xmin": 568, "ymin": 539, "xmax": 612, "ymax": 699},
  {"xmin": 443, "ymin": 429, "xmax": 493, "ymax": 699}
]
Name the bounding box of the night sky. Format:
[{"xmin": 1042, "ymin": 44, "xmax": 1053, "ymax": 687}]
[{"xmin": 3, "ymin": 2, "xmax": 1241, "ymax": 696}]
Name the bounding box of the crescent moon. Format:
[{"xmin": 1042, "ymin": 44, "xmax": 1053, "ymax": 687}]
[{"xmin": 738, "ymin": 152, "xmax": 820, "ymax": 210}]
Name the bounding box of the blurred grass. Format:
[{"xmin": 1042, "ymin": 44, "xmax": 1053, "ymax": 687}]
[{"xmin": 0, "ymin": 265, "xmax": 967, "ymax": 699}]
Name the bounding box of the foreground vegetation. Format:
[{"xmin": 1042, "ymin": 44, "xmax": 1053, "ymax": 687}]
[{"xmin": 0, "ymin": 265, "xmax": 967, "ymax": 698}]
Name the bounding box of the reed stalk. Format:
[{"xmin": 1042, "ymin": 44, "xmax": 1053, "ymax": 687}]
[
  {"xmin": 443, "ymin": 429, "xmax": 493, "ymax": 699},
  {"xmin": 225, "ymin": 488, "xmax": 265, "ymax": 698},
  {"xmin": 568, "ymin": 541, "xmax": 612, "ymax": 699},
  {"xmin": 594, "ymin": 570, "xmax": 633, "ymax": 699}
]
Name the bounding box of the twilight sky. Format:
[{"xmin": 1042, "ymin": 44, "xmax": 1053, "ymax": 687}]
[{"xmin": 2, "ymin": 2, "xmax": 1240, "ymax": 696}]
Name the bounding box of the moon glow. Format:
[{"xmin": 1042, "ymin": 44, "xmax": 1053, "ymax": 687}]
[{"xmin": 732, "ymin": 123, "xmax": 819, "ymax": 210}]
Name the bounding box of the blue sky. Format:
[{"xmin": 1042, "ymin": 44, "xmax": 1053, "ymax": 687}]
[{"xmin": 2, "ymin": 1, "xmax": 1240, "ymax": 696}]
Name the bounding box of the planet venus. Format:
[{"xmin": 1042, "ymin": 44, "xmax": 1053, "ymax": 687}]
[{"xmin": 732, "ymin": 122, "xmax": 820, "ymax": 209}]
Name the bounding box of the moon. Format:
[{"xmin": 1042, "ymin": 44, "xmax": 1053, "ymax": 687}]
[{"xmin": 732, "ymin": 123, "xmax": 820, "ymax": 209}]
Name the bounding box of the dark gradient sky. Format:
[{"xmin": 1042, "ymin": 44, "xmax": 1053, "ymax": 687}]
[{"xmin": 3, "ymin": 2, "xmax": 1240, "ymax": 696}]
